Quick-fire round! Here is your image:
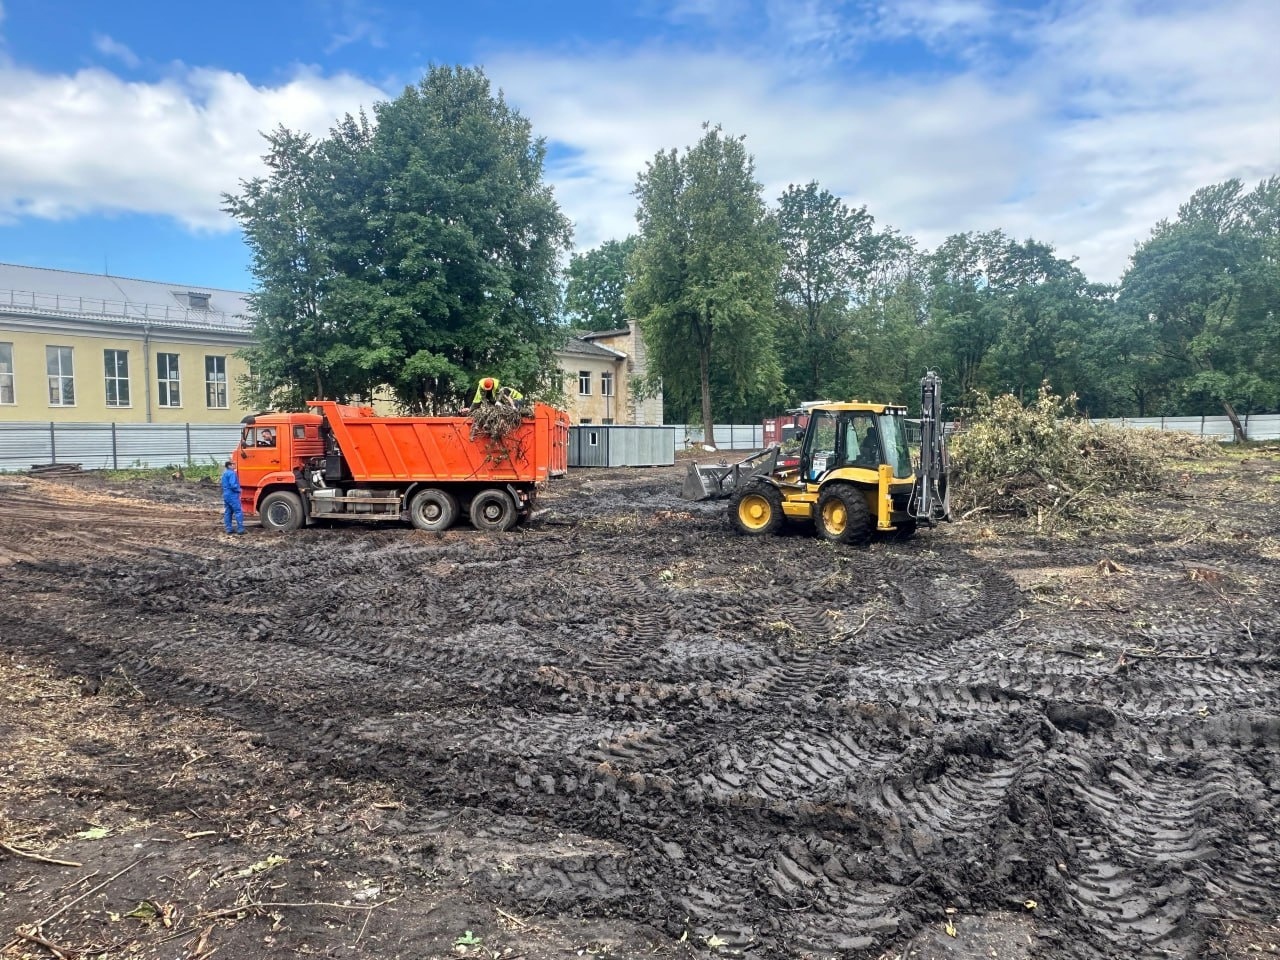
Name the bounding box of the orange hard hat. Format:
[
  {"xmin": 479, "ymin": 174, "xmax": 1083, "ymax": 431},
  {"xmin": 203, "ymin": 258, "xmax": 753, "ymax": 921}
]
[{"xmin": 481, "ymin": 377, "xmax": 495, "ymax": 390}]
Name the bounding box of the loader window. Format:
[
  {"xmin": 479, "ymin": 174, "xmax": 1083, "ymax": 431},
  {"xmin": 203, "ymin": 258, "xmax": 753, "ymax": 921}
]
[{"xmin": 877, "ymin": 414, "xmax": 913, "ymax": 479}]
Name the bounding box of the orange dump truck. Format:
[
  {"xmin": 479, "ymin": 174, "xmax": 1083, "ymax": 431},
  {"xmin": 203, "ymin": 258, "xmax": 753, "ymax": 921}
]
[{"xmin": 233, "ymin": 399, "xmax": 569, "ymax": 532}]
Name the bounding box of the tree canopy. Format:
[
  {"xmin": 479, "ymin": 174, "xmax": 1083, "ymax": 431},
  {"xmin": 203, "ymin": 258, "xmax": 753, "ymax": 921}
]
[
  {"xmin": 564, "ymin": 236, "xmax": 637, "ymax": 331},
  {"xmin": 225, "ymin": 65, "xmax": 572, "ymax": 413},
  {"xmin": 627, "ymin": 125, "xmax": 783, "ymax": 440}
]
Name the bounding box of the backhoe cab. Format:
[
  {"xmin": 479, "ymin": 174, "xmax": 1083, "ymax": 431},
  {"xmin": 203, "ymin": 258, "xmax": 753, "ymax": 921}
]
[{"xmin": 684, "ymin": 371, "xmax": 951, "ymax": 546}]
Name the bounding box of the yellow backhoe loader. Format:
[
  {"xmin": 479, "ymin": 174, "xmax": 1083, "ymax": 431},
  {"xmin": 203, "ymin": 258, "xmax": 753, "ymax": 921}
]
[{"xmin": 682, "ymin": 371, "xmax": 951, "ymax": 545}]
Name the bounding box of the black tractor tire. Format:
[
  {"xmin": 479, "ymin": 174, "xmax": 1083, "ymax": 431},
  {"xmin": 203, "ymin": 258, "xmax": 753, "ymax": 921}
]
[
  {"xmin": 729, "ymin": 481, "xmax": 784, "ymax": 537},
  {"xmin": 815, "ymin": 484, "xmax": 873, "ymax": 546},
  {"xmin": 470, "ymin": 488, "xmax": 518, "ymax": 532},
  {"xmin": 408, "ymin": 488, "xmax": 458, "ymax": 532},
  {"xmin": 259, "ymin": 490, "xmax": 305, "ymax": 532}
]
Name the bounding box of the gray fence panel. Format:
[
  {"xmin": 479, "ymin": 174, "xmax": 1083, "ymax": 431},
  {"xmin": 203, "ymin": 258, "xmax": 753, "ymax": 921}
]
[
  {"xmin": 670, "ymin": 424, "xmax": 764, "ymax": 450},
  {"xmin": 0, "ymin": 424, "xmax": 55, "ymax": 472},
  {"xmin": 0, "ymin": 421, "xmax": 245, "ymax": 472},
  {"xmin": 49, "ymin": 423, "xmax": 116, "ymax": 469}
]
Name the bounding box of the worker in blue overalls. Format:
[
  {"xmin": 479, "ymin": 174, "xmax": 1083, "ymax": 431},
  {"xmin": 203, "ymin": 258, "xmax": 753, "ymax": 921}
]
[{"xmin": 221, "ymin": 460, "xmax": 246, "ymax": 535}]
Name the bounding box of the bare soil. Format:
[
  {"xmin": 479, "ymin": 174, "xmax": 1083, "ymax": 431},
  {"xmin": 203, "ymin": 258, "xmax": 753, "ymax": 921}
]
[{"xmin": 1, "ymin": 448, "xmax": 1279, "ymax": 960}]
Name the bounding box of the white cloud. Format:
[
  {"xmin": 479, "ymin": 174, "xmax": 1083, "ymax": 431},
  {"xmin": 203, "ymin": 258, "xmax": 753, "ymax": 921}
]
[
  {"xmin": 92, "ymin": 34, "xmax": 141, "ymax": 69},
  {"xmin": 0, "ymin": 0, "xmax": 1275, "ymax": 284},
  {"xmin": 0, "ymin": 62, "xmax": 386, "ymax": 228},
  {"xmin": 488, "ymin": 0, "xmax": 1280, "ymax": 280}
]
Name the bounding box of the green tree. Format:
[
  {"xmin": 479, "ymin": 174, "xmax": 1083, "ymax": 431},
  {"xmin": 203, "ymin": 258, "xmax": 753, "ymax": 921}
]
[
  {"xmin": 1118, "ymin": 176, "xmax": 1280, "ymax": 438},
  {"xmin": 564, "ymin": 236, "xmax": 637, "ymax": 330},
  {"xmin": 225, "ymin": 66, "xmax": 572, "ymax": 413},
  {"xmin": 775, "ymin": 182, "xmax": 876, "ymax": 400},
  {"xmin": 627, "ymin": 125, "xmax": 783, "ymax": 440}
]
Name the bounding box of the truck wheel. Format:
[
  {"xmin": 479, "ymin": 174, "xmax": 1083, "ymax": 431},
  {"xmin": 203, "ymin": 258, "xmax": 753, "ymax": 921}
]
[
  {"xmin": 409, "ymin": 488, "xmax": 457, "ymax": 532},
  {"xmin": 470, "ymin": 489, "xmax": 517, "ymax": 532},
  {"xmin": 260, "ymin": 490, "xmax": 305, "ymax": 532},
  {"xmin": 816, "ymin": 485, "xmax": 873, "ymax": 546},
  {"xmin": 730, "ymin": 481, "xmax": 783, "ymax": 536}
]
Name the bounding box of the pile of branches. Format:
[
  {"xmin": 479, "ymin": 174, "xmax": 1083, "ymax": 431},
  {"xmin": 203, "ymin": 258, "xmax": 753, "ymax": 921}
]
[
  {"xmin": 949, "ymin": 385, "xmax": 1215, "ymax": 521},
  {"xmin": 467, "ymin": 402, "xmax": 526, "ymax": 442}
]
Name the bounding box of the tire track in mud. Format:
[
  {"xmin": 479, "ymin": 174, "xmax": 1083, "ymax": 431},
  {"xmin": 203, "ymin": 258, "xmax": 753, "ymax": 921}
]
[{"xmin": 4, "ymin": 475, "xmax": 1280, "ymax": 960}]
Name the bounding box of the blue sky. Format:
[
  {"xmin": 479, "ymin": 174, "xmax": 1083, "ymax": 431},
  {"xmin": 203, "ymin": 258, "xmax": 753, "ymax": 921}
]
[{"xmin": 0, "ymin": 0, "xmax": 1276, "ymax": 291}]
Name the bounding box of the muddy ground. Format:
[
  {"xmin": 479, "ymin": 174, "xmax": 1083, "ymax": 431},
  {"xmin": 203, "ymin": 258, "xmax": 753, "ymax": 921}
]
[{"xmin": 1, "ymin": 447, "xmax": 1278, "ymax": 960}]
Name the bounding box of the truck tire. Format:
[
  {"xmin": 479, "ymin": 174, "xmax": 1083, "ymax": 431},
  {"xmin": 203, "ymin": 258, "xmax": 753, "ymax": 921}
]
[
  {"xmin": 816, "ymin": 484, "xmax": 873, "ymax": 546},
  {"xmin": 408, "ymin": 488, "xmax": 458, "ymax": 532},
  {"xmin": 260, "ymin": 490, "xmax": 305, "ymax": 532},
  {"xmin": 730, "ymin": 481, "xmax": 784, "ymax": 536},
  {"xmin": 470, "ymin": 488, "xmax": 517, "ymax": 532}
]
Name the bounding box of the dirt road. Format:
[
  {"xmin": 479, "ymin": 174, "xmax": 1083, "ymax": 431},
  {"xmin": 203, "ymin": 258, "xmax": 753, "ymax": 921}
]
[{"xmin": 1, "ymin": 452, "xmax": 1278, "ymax": 959}]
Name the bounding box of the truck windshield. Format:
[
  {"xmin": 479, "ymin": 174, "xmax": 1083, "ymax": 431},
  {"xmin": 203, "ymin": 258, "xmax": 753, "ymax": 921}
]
[{"xmin": 878, "ymin": 413, "xmax": 912, "ymax": 479}]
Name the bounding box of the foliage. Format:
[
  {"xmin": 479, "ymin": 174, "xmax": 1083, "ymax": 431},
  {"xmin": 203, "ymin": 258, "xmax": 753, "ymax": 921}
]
[
  {"xmin": 1116, "ymin": 176, "xmax": 1280, "ymax": 436},
  {"xmin": 775, "ymin": 182, "xmax": 876, "ymax": 400},
  {"xmin": 225, "ymin": 66, "xmax": 572, "ymax": 414},
  {"xmin": 949, "ymin": 384, "xmax": 1192, "ymax": 520},
  {"xmin": 564, "ymin": 236, "xmax": 637, "ymax": 330},
  {"xmin": 627, "ymin": 124, "xmax": 784, "ymax": 438}
]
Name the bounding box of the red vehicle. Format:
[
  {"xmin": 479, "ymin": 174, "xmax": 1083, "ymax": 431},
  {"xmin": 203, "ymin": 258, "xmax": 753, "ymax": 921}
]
[{"xmin": 234, "ymin": 399, "xmax": 569, "ymax": 533}]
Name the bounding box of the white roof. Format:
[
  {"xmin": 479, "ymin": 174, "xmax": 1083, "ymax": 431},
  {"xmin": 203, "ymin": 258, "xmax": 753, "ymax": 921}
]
[{"xmin": 0, "ymin": 262, "xmax": 251, "ymax": 333}]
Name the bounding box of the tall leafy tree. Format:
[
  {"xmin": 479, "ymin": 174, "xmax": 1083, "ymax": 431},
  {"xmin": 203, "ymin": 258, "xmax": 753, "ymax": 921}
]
[
  {"xmin": 564, "ymin": 236, "xmax": 637, "ymax": 330},
  {"xmin": 225, "ymin": 66, "xmax": 572, "ymax": 413},
  {"xmin": 628, "ymin": 125, "xmax": 783, "ymax": 440},
  {"xmin": 1118, "ymin": 176, "xmax": 1280, "ymax": 438},
  {"xmin": 775, "ymin": 182, "xmax": 875, "ymax": 400}
]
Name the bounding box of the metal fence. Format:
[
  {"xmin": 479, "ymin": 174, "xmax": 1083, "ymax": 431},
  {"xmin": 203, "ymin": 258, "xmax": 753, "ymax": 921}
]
[
  {"xmin": 668, "ymin": 424, "xmax": 765, "ymax": 450},
  {"xmin": 1085, "ymin": 413, "xmax": 1280, "ymax": 442},
  {"xmin": 0, "ymin": 422, "xmax": 242, "ymax": 472}
]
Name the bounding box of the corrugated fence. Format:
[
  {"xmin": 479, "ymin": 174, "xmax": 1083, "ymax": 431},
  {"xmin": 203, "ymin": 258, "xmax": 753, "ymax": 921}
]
[
  {"xmin": 3, "ymin": 414, "xmax": 1277, "ymax": 474},
  {"xmin": 0, "ymin": 422, "xmax": 242, "ymax": 472}
]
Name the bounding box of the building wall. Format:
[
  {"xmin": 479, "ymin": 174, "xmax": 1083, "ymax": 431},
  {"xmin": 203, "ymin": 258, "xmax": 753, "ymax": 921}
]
[
  {"xmin": 0, "ymin": 324, "xmax": 252, "ymax": 424},
  {"xmin": 586, "ymin": 322, "xmax": 664, "ymax": 425},
  {"xmin": 560, "ymin": 355, "xmax": 627, "ymax": 423}
]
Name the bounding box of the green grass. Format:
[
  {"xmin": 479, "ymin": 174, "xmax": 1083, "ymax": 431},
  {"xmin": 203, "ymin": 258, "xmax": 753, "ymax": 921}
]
[{"xmin": 99, "ymin": 460, "xmax": 222, "ymax": 482}]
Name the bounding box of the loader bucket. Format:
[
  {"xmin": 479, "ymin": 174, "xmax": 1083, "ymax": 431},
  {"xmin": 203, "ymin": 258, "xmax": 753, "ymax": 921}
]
[{"xmin": 681, "ymin": 447, "xmax": 781, "ymax": 501}]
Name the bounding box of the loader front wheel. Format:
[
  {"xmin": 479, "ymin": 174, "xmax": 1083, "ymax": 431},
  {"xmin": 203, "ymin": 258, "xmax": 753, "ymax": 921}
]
[
  {"xmin": 816, "ymin": 485, "xmax": 873, "ymax": 547},
  {"xmin": 470, "ymin": 488, "xmax": 518, "ymax": 533},
  {"xmin": 409, "ymin": 488, "xmax": 458, "ymax": 532},
  {"xmin": 259, "ymin": 490, "xmax": 305, "ymax": 532},
  {"xmin": 730, "ymin": 482, "xmax": 783, "ymax": 536}
]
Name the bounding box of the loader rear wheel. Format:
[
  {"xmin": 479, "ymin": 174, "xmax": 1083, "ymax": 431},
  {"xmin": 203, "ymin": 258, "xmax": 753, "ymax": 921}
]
[
  {"xmin": 408, "ymin": 488, "xmax": 458, "ymax": 532},
  {"xmin": 259, "ymin": 490, "xmax": 305, "ymax": 532},
  {"xmin": 470, "ymin": 488, "xmax": 518, "ymax": 533},
  {"xmin": 730, "ymin": 482, "xmax": 784, "ymax": 536},
  {"xmin": 816, "ymin": 485, "xmax": 873, "ymax": 547}
]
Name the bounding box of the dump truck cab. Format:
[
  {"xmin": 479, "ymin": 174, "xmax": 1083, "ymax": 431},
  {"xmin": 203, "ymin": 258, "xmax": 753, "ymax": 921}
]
[{"xmin": 234, "ymin": 410, "xmax": 325, "ymax": 522}]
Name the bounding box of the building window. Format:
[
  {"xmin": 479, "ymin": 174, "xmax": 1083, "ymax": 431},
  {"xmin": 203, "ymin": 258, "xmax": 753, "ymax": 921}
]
[
  {"xmin": 47, "ymin": 346, "xmax": 75, "ymax": 406},
  {"xmin": 205, "ymin": 355, "xmax": 228, "ymax": 408},
  {"xmin": 157, "ymin": 353, "xmax": 181, "ymax": 407},
  {"xmin": 601, "ymin": 371, "xmax": 614, "ymax": 397},
  {"xmin": 580, "ymin": 418, "xmax": 592, "ymax": 425},
  {"xmin": 578, "ymin": 370, "xmax": 591, "ymax": 395},
  {"xmin": 602, "ymin": 418, "xmax": 614, "ymax": 425},
  {"xmin": 104, "ymin": 349, "xmax": 130, "ymax": 407},
  {"xmin": 0, "ymin": 343, "xmax": 14, "ymax": 404},
  {"xmin": 187, "ymin": 292, "xmax": 211, "ymax": 309}
]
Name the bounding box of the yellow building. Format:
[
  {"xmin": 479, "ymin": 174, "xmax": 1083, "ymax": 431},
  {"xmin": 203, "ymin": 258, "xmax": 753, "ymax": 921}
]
[
  {"xmin": 0, "ymin": 263, "xmax": 253, "ymax": 424},
  {"xmin": 556, "ymin": 322, "xmax": 664, "ymax": 425}
]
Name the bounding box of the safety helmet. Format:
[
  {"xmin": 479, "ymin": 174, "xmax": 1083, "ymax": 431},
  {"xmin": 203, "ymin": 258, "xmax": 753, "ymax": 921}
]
[{"xmin": 481, "ymin": 377, "xmax": 496, "ymax": 391}]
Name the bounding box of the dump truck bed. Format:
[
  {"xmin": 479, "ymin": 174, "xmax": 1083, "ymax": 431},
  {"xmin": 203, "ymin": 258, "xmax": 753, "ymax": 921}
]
[{"xmin": 313, "ymin": 400, "xmax": 569, "ymax": 484}]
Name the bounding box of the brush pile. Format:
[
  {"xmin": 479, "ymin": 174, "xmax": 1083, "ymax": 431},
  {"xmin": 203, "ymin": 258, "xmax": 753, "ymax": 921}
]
[
  {"xmin": 468, "ymin": 402, "xmax": 526, "ymax": 442},
  {"xmin": 949, "ymin": 385, "xmax": 1216, "ymax": 521}
]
